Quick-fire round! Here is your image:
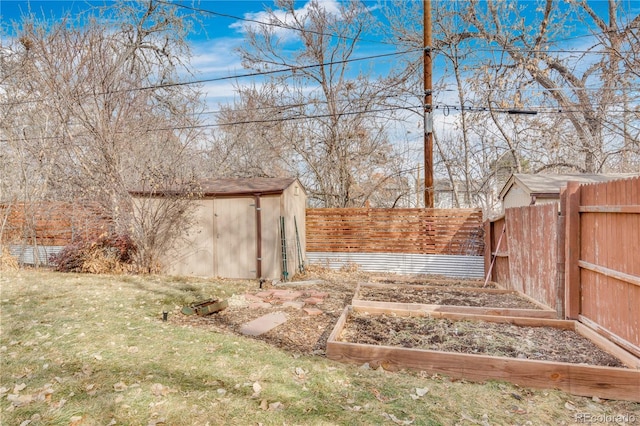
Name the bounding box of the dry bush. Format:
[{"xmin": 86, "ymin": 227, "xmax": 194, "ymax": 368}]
[
  {"xmin": 0, "ymin": 246, "xmax": 19, "ymax": 270},
  {"xmin": 50, "ymin": 234, "xmax": 136, "ymax": 274}
]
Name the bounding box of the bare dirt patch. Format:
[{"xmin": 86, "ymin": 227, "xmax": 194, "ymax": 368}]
[
  {"xmin": 357, "ymin": 286, "xmax": 543, "ymax": 309},
  {"xmin": 172, "ymin": 272, "xmax": 359, "ymax": 355},
  {"xmin": 338, "ymin": 312, "xmax": 626, "ymax": 368},
  {"xmin": 370, "ymin": 275, "xmax": 496, "ymax": 288}
]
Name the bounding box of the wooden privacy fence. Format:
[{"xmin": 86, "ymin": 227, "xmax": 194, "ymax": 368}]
[
  {"xmin": 486, "ymin": 176, "xmax": 640, "ymax": 356},
  {"xmin": 0, "ymin": 201, "xmax": 112, "ymax": 247},
  {"xmin": 565, "ymin": 178, "xmax": 640, "ymax": 357},
  {"xmin": 306, "ymin": 208, "xmax": 485, "ymax": 256}
]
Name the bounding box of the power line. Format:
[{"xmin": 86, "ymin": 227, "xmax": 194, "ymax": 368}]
[
  {"xmin": 3, "ymin": 101, "xmax": 638, "ymax": 144},
  {"xmin": 0, "ymin": 48, "xmax": 420, "ymax": 107},
  {"xmin": 160, "ymin": 0, "xmax": 397, "ymax": 47}
]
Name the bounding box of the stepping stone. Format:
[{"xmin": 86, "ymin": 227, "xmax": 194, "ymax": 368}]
[
  {"xmin": 240, "ymin": 312, "xmax": 287, "ymax": 336},
  {"xmin": 303, "ymin": 307, "xmax": 323, "ymax": 316},
  {"xmin": 303, "ymin": 297, "xmax": 323, "ymax": 305},
  {"xmin": 272, "ymin": 290, "xmax": 303, "ymax": 301},
  {"xmin": 244, "ymin": 294, "xmax": 264, "ymax": 302},
  {"xmin": 248, "ymin": 302, "xmax": 272, "ymax": 310},
  {"xmin": 256, "ymin": 290, "xmax": 274, "ymax": 298},
  {"xmin": 282, "ymin": 301, "xmax": 305, "ymax": 309}
]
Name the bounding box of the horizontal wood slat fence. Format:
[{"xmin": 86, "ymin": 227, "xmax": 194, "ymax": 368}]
[
  {"xmin": 0, "ymin": 202, "xmax": 112, "ymax": 247},
  {"xmin": 486, "ymin": 176, "xmax": 640, "ymax": 357},
  {"xmin": 306, "ymin": 208, "xmax": 484, "ymax": 256}
]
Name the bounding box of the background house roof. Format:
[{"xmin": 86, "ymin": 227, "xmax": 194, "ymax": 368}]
[{"xmin": 499, "ymin": 173, "xmax": 639, "ymax": 200}]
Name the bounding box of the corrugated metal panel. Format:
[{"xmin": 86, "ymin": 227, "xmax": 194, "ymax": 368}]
[
  {"xmin": 306, "ymin": 252, "xmax": 484, "ymax": 279},
  {"xmin": 9, "ymin": 245, "xmax": 63, "ymax": 265}
]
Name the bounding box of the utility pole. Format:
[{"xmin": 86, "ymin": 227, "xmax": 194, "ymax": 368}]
[{"xmin": 423, "ymin": 0, "xmax": 434, "ymax": 208}]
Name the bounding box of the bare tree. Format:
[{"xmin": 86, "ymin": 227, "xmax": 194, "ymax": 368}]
[
  {"xmin": 0, "ymin": 1, "xmax": 206, "ymax": 271},
  {"xmin": 455, "ymin": 0, "xmax": 639, "ymax": 173},
  {"xmin": 216, "ymin": 0, "xmax": 410, "ymax": 207},
  {"xmin": 382, "ymin": 0, "xmax": 639, "ymax": 215}
]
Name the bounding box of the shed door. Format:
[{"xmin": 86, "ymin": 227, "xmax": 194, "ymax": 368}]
[{"xmin": 214, "ymin": 197, "xmax": 257, "ymax": 279}]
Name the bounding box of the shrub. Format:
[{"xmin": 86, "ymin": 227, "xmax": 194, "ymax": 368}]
[
  {"xmin": 0, "ymin": 246, "xmax": 19, "ymax": 270},
  {"xmin": 50, "ymin": 233, "xmax": 136, "ymax": 274}
]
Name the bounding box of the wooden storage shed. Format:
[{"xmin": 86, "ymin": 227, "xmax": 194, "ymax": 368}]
[{"xmin": 141, "ymin": 177, "xmax": 306, "ymax": 280}]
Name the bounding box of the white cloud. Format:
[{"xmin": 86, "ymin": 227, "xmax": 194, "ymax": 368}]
[
  {"xmin": 191, "ymin": 38, "xmax": 244, "ymax": 75},
  {"xmin": 229, "ymin": 0, "xmax": 342, "ymax": 43}
]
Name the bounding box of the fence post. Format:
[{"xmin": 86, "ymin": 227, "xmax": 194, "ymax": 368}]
[
  {"xmin": 484, "ymin": 220, "xmax": 492, "ymax": 280},
  {"xmin": 564, "ymin": 181, "xmax": 581, "ymax": 319}
]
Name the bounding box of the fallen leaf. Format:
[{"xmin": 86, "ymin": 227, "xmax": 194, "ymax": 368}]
[
  {"xmin": 14, "ymin": 383, "xmax": 27, "ymax": 392},
  {"xmin": 294, "ymin": 367, "xmax": 306, "ymax": 379},
  {"xmin": 564, "ymin": 401, "xmax": 576, "ymax": 411},
  {"xmin": 70, "ymin": 415, "xmax": 84, "ymax": 426},
  {"xmin": 251, "ymin": 382, "xmax": 262, "ymax": 398},
  {"xmin": 416, "ymin": 387, "xmax": 429, "ymax": 397},
  {"xmin": 259, "ymin": 399, "xmax": 269, "ymax": 410},
  {"xmin": 268, "ymin": 401, "xmax": 283, "ymax": 411},
  {"xmin": 93, "ymin": 354, "xmax": 103, "ymax": 361},
  {"xmin": 50, "ymin": 398, "xmax": 67, "ymax": 409},
  {"xmin": 151, "ymin": 383, "xmax": 169, "ymax": 397},
  {"xmin": 381, "ymin": 412, "xmax": 414, "ymax": 425},
  {"xmin": 113, "ymin": 382, "xmax": 128, "ymax": 392},
  {"xmin": 7, "ymin": 393, "xmax": 32, "ymax": 407}
]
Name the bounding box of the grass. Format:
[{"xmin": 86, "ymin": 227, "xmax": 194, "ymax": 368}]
[{"xmin": 1, "ymin": 269, "xmax": 639, "ymax": 425}]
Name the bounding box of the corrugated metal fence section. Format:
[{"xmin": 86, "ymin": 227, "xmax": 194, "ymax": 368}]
[
  {"xmin": 9, "ymin": 245, "xmax": 64, "ymax": 266},
  {"xmin": 306, "ymin": 252, "xmax": 484, "ymax": 278}
]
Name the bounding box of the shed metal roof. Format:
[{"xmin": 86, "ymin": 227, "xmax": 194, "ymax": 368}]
[
  {"xmin": 197, "ymin": 177, "xmax": 300, "ymax": 195},
  {"xmin": 130, "ymin": 177, "xmax": 304, "ymax": 197},
  {"xmin": 499, "ymin": 173, "xmax": 639, "ymax": 200}
]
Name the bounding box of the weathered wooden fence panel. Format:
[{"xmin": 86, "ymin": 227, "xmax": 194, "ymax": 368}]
[
  {"xmin": 487, "ymin": 176, "xmax": 639, "ymax": 356},
  {"xmin": 306, "ymin": 208, "xmax": 484, "ymax": 256},
  {"xmin": 484, "ymin": 216, "xmax": 510, "ymax": 287},
  {"xmin": 567, "ymin": 177, "xmax": 640, "ymax": 354},
  {"xmin": 0, "ymin": 202, "xmax": 111, "ymax": 247},
  {"xmin": 505, "ymin": 203, "xmax": 562, "ymax": 313}
]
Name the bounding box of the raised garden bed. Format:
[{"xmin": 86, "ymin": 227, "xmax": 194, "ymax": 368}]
[
  {"xmin": 353, "ymin": 282, "xmax": 557, "ymax": 319},
  {"xmin": 370, "ymin": 275, "xmax": 496, "ymax": 288},
  {"xmin": 326, "ymin": 306, "xmax": 640, "ymax": 402}
]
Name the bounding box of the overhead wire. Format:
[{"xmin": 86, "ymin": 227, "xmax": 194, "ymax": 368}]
[
  {"xmin": 159, "ymin": 0, "xmax": 399, "ymax": 47},
  {"xmin": 0, "ymin": 47, "xmax": 420, "ymax": 107}
]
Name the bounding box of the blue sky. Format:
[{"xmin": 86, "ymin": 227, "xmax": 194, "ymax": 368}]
[
  {"xmin": 1, "ymin": 0, "xmax": 396, "ymax": 107},
  {"xmin": 2, "ymin": 0, "xmax": 635, "ymax": 140}
]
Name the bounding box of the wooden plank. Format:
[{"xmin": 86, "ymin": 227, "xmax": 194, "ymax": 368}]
[
  {"xmin": 578, "ymin": 260, "xmax": 640, "ymax": 287},
  {"xmin": 357, "ymin": 282, "xmax": 516, "ymax": 294},
  {"xmin": 351, "ymin": 300, "xmax": 558, "ymax": 319},
  {"xmin": 579, "ymin": 315, "xmax": 640, "ymax": 361},
  {"xmin": 579, "ymin": 205, "xmax": 640, "ymax": 214},
  {"xmin": 564, "ymin": 182, "xmax": 581, "ymax": 319},
  {"xmin": 326, "ymin": 308, "xmax": 640, "ymax": 402},
  {"xmin": 326, "ymin": 341, "xmax": 640, "ymax": 402}
]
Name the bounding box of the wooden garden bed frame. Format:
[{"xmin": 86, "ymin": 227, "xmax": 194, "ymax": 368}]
[
  {"xmin": 352, "ymin": 282, "xmax": 558, "ymax": 319},
  {"xmin": 326, "ymin": 306, "xmax": 640, "ymax": 402}
]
